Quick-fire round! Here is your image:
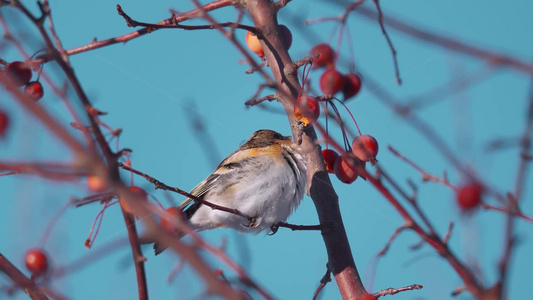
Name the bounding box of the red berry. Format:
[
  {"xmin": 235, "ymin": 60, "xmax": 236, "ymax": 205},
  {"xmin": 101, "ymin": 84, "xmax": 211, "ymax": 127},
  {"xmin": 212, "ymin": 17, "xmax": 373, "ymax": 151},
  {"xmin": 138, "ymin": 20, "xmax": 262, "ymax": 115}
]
[
  {"xmin": 343, "ymin": 73, "xmax": 362, "ymax": 100},
  {"xmin": 6, "ymin": 61, "xmax": 32, "ymax": 86},
  {"xmin": 24, "ymin": 81, "xmax": 44, "ymax": 101},
  {"xmin": 25, "ymin": 249, "xmax": 48, "ymax": 276},
  {"xmin": 161, "ymin": 207, "xmax": 186, "ymax": 232},
  {"xmin": 120, "ymin": 186, "xmax": 148, "ymax": 214},
  {"xmin": 310, "ymin": 44, "xmax": 335, "ymax": 69},
  {"xmin": 278, "ymin": 25, "xmax": 293, "ymax": 50},
  {"xmin": 334, "ymin": 155, "xmax": 359, "ymax": 184},
  {"xmin": 246, "ymin": 31, "xmax": 264, "ymax": 59},
  {"xmin": 129, "ymin": 185, "xmax": 147, "ymax": 197},
  {"xmin": 294, "ymin": 95, "xmax": 320, "ymax": 126},
  {"xmin": 352, "ymin": 135, "xmax": 379, "ymax": 164},
  {"xmin": 0, "ymin": 110, "xmax": 9, "ymax": 138},
  {"xmin": 320, "ymin": 69, "xmax": 344, "ymax": 95},
  {"xmin": 322, "ymin": 149, "xmax": 339, "ymax": 173},
  {"xmin": 456, "ymin": 183, "xmax": 483, "ymax": 210},
  {"xmin": 87, "ymin": 176, "xmax": 108, "ymax": 193}
]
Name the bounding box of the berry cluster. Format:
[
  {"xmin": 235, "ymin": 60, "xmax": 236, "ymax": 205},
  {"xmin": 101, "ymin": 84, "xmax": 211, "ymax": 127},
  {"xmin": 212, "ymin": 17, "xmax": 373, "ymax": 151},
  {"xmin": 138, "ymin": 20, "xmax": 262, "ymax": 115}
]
[
  {"xmin": 312, "ymin": 44, "xmax": 362, "ymax": 101},
  {"xmin": 246, "ymin": 31, "xmax": 376, "ymax": 185},
  {"xmin": 322, "ymin": 134, "xmax": 379, "ymax": 184},
  {"xmin": 309, "ymin": 42, "xmax": 375, "ymax": 184},
  {"xmin": 4, "ymin": 61, "xmax": 44, "ymax": 101}
]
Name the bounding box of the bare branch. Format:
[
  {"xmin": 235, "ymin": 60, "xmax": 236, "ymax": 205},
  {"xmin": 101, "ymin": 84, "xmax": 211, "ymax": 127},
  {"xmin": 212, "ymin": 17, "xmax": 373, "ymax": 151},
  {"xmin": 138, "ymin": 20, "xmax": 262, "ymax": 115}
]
[
  {"xmin": 374, "ymin": 284, "xmax": 423, "ymax": 297},
  {"xmin": 354, "ymin": 5, "xmax": 533, "ymax": 75},
  {"xmin": 371, "ymin": 0, "xmax": 401, "ymax": 84},
  {"xmin": 0, "ymin": 252, "xmax": 49, "ymax": 300}
]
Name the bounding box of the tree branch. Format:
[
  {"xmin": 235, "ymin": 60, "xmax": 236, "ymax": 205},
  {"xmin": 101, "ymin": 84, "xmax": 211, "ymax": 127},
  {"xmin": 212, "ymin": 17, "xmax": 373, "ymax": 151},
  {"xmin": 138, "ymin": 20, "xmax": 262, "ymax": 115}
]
[
  {"xmin": 242, "ymin": 0, "xmax": 367, "ymax": 298},
  {"xmin": 0, "ymin": 252, "xmax": 49, "ymax": 300}
]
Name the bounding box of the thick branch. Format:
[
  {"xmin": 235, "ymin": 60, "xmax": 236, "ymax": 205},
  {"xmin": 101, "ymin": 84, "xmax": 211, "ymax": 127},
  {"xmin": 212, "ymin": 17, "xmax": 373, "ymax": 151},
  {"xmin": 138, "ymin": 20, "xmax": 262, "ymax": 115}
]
[
  {"xmin": 243, "ymin": 0, "xmax": 366, "ymax": 298},
  {"xmin": 0, "ymin": 252, "xmax": 49, "ymax": 300}
]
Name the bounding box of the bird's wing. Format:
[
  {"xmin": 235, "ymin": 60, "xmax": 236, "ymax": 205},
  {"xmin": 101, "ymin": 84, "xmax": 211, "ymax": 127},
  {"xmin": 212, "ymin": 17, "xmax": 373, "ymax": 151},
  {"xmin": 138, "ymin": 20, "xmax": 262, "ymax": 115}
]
[
  {"xmin": 177, "ymin": 173, "xmax": 221, "ymax": 210},
  {"xmin": 177, "ymin": 148, "xmax": 259, "ymax": 210}
]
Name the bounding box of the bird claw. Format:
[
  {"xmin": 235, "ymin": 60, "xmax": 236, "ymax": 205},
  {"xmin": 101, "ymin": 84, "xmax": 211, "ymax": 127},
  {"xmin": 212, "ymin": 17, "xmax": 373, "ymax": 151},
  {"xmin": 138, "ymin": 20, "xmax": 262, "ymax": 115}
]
[
  {"xmin": 243, "ymin": 216, "xmax": 259, "ymax": 228},
  {"xmin": 268, "ymin": 224, "xmax": 279, "ymax": 235}
]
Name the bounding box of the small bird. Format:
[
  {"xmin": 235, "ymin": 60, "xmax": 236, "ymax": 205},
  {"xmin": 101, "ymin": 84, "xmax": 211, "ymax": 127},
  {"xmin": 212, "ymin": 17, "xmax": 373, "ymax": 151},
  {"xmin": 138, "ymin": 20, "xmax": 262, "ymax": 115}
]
[{"xmin": 155, "ymin": 129, "xmax": 307, "ymax": 254}]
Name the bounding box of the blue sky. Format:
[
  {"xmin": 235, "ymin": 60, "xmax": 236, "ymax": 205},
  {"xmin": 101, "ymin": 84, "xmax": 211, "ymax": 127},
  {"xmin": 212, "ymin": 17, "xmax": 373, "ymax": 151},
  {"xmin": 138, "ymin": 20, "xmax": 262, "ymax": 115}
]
[{"xmin": 1, "ymin": 0, "xmax": 533, "ymax": 299}]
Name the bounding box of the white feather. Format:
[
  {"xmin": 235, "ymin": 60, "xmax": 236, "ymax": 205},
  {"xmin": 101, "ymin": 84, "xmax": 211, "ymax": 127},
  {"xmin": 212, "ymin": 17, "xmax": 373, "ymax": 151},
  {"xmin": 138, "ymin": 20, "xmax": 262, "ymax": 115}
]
[{"xmin": 188, "ymin": 145, "xmax": 306, "ymax": 233}]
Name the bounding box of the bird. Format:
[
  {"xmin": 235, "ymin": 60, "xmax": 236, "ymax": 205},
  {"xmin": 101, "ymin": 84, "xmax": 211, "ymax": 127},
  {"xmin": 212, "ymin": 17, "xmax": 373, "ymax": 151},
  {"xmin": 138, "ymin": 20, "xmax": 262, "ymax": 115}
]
[{"xmin": 154, "ymin": 129, "xmax": 307, "ymax": 254}]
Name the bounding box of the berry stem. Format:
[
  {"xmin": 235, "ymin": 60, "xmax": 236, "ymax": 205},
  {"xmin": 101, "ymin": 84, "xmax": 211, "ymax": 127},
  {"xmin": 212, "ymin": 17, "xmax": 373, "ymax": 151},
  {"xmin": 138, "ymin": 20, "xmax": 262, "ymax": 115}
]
[{"xmin": 335, "ymin": 98, "xmax": 362, "ymax": 135}]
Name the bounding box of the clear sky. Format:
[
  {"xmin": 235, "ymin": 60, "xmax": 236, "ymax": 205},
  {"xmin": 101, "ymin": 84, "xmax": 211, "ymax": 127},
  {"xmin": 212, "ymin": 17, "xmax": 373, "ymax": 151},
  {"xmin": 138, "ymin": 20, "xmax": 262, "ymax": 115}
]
[{"xmin": 1, "ymin": 0, "xmax": 533, "ymax": 299}]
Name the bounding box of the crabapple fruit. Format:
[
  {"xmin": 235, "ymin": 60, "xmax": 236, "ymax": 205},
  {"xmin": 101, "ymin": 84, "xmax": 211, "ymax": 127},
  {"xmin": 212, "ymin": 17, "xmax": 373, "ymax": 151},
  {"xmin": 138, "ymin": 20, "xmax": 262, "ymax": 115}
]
[
  {"xmin": 343, "ymin": 73, "xmax": 362, "ymax": 100},
  {"xmin": 310, "ymin": 44, "xmax": 335, "ymax": 68},
  {"xmin": 246, "ymin": 31, "xmax": 264, "ymax": 58},
  {"xmin": 0, "ymin": 110, "xmax": 8, "ymax": 138},
  {"xmin": 334, "ymin": 155, "xmax": 359, "ymax": 184},
  {"xmin": 87, "ymin": 176, "xmax": 108, "ymax": 193},
  {"xmin": 120, "ymin": 186, "xmax": 148, "ymax": 214},
  {"xmin": 161, "ymin": 207, "xmax": 186, "ymax": 232},
  {"xmin": 322, "ymin": 149, "xmax": 339, "ymax": 174},
  {"xmin": 24, "ymin": 81, "xmax": 44, "ymax": 101},
  {"xmin": 456, "ymin": 183, "xmax": 483, "ymax": 210},
  {"xmin": 25, "ymin": 248, "xmax": 48, "ymax": 276},
  {"xmin": 320, "ymin": 69, "xmax": 344, "ymax": 95},
  {"xmin": 278, "ymin": 24, "xmax": 293, "ymax": 50},
  {"xmin": 352, "ymin": 134, "xmax": 379, "ymax": 164},
  {"xmin": 6, "ymin": 61, "xmax": 32, "ymax": 87},
  {"xmin": 294, "ymin": 95, "xmax": 320, "ymax": 126}
]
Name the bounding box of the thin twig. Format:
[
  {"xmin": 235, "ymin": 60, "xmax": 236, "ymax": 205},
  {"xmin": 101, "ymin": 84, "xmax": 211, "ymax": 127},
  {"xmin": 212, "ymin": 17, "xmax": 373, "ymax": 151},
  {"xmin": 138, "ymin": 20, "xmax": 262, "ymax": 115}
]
[
  {"xmin": 117, "ymin": 4, "xmax": 255, "ymax": 32},
  {"xmin": 312, "ymin": 264, "xmax": 332, "ymax": 300},
  {"xmin": 374, "ymin": 284, "xmax": 423, "ymax": 297},
  {"xmin": 481, "ymin": 203, "xmax": 533, "ymax": 223},
  {"xmin": 388, "ymin": 145, "xmax": 455, "ymax": 189},
  {"xmin": 354, "ymin": 5, "xmax": 533, "ymax": 75},
  {"xmin": 244, "ymin": 94, "xmax": 278, "ymax": 106},
  {"xmin": 371, "ymin": 0, "xmax": 401, "ymax": 84},
  {"xmin": 377, "ymin": 225, "xmax": 410, "ymax": 257}
]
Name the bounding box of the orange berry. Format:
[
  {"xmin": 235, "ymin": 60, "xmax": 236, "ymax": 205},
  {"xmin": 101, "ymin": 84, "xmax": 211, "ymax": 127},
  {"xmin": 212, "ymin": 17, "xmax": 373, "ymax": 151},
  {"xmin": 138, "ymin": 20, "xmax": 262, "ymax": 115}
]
[
  {"xmin": 294, "ymin": 95, "xmax": 320, "ymax": 126},
  {"xmin": 87, "ymin": 176, "xmax": 108, "ymax": 193},
  {"xmin": 246, "ymin": 31, "xmax": 264, "ymax": 59},
  {"xmin": 161, "ymin": 207, "xmax": 185, "ymax": 232},
  {"xmin": 322, "ymin": 149, "xmax": 339, "ymax": 173},
  {"xmin": 24, "ymin": 81, "xmax": 44, "ymax": 101},
  {"xmin": 120, "ymin": 186, "xmax": 148, "ymax": 214}
]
